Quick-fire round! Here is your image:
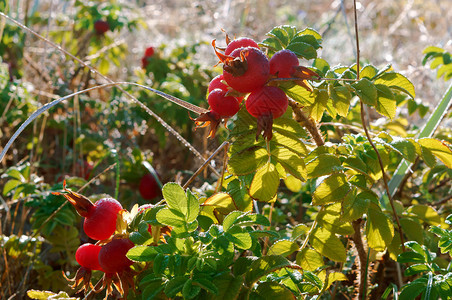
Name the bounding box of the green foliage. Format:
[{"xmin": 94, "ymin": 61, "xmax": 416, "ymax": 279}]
[{"xmin": 423, "ymin": 46, "xmax": 452, "ymax": 81}]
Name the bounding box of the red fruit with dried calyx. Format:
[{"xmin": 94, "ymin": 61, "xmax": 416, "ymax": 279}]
[
  {"xmin": 245, "ymin": 86, "xmax": 289, "ymax": 141},
  {"xmin": 269, "ymin": 49, "xmax": 300, "ymax": 78},
  {"xmin": 208, "ymin": 89, "xmax": 240, "ymax": 118},
  {"xmin": 139, "ymin": 173, "xmax": 161, "ymax": 200},
  {"xmin": 224, "ymin": 37, "xmax": 259, "ymax": 55},
  {"xmin": 75, "ymin": 243, "xmax": 104, "ymax": 272},
  {"xmin": 221, "ymin": 47, "xmax": 270, "ymax": 94},
  {"xmin": 98, "ymin": 238, "xmax": 134, "ymax": 274},
  {"xmin": 54, "ymin": 183, "xmax": 123, "ymax": 241},
  {"xmin": 208, "ymin": 74, "xmax": 244, "ymax": 103}
]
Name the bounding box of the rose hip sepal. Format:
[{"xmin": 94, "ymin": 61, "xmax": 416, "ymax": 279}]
[
  {"xmin": 52, "ymin": 181, "xmax": 123, "ymax": 240},
  {"xmin": 63, "ymin": 243, "xmax": 104, "ymax": 294}
]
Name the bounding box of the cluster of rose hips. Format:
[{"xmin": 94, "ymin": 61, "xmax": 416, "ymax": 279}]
[
  {"xmin": 196, "ymin": 34, "xmax": 317, "ymax": 140},
  {"xmin": 55, "ymin": 184, "xmax": 135, "ymax": 298}
]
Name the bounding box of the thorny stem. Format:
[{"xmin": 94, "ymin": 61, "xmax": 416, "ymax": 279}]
[
  {"xmin": 360, "ymin": 102, "xmax": 406, "ymax": 252},
  {"xmin": 288, "ymin": 99, "xmax": 324, "ymax": 147},
  {"xmin": 351, "ymin": 219, "xmax": 368, "ymax": 300}
]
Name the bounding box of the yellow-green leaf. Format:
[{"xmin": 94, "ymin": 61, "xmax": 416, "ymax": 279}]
[
  {"xmin": 351, "ymin": 78, "xmax": 377, "ymax": 106},
  {"xmin": 366, "ymin": 204, "xmax": 394, "ymax": 251},
  {"xmin": 418, "ymin": 138, "xmax": 452, "ymax": 168},
  {"xmin": 310, "ymin": 227, "xmax": 347, "ymax": 262},
  {"xmin": 375, "ymin": 72, "xmax": 415, "ymax": 99},
  {"xmin": 306, "ymin": 154, "xmax": 342, "ymax": 178},
  {"xmin": 228, "ymin": 147, "xmax": 268, "ymax": 175},
  {"xmin": 296, "ymin": 248, "xmax": 324, "ymax": 271},
  {"xmin": 375, "ymin": 84, "xmax": 396, "ymax": 119},
  {"xmin": 310, "ymin": 89, "xmax": 329, "ymax": 121},
  {"xmin": 268, "ymin": 240, "xmax": 299, "ymax": 257},
  {"xmin": 408, "ymin": 205, "xmax": 441, "ymax": 226},
  {"xmin": 330, "ymin": 85, "xmax": 351, "ymax": 117},
  {"xmin": 312, "ymin": 173, "xmax": 351, "ymax": 205},
  {"xmin": 325, "ymin": 272, "xmax": 348, "ymax": 290},
  {"xmin": 249, "ymin": 162, "xmax": 280, "ymax": 202}
]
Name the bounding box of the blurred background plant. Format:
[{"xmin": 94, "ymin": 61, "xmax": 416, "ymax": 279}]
[{"xmin": 0, "ymin": 0, "xmax": 451, "ymax": 299}]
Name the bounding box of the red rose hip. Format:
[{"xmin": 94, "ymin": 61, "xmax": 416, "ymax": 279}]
[
  {"xmin": 269, "ymin": 49, "xmax": 299, "ymax": 78},
  {"xmin": 225, "ymin": 37, "xmax": 259, "ymax": 55},
  {"xmin": 139, "ymin": 173, "xmax": 161, "ymax": 200},
  {"xmin": 208, "ymin": 89, "xmax": 240, "ymax": 118},
  {"xmin": 98, "ymin": 238, "xmax": 134, "ymax": 274},
  {"xmin": 246, "ymin": 86, "xmax": 288, "ymax": 119},
  {"xmin": 75, "ymin": 243, "xmax": 104, "ymax": 271}
]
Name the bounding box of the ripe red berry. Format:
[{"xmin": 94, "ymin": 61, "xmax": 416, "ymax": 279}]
[
  {"xmin": 225, "ymin": 37, "xmax": 259, "ymax": 55},
  {"xmin": 223, "ymin": 47, "xmax": 270, "ymax": 94},
  {"xmin": 269, "ymin": 49, "xmax": 299, "ymax": 78},
  {"xmin": 208, "ymin": 74, "xmax": 228, "ymax": 93},
  {"xmin": 75, "ymin": 243, "xmax": 104, "ymax": 271},
  {"xmin": 98, "ymin": 238, "xmax": 134, "ymax": 274},
  {"xmin": 246, "ymin": 86, "xmax": 288, "ymax": 119},
  {"xmin": 139, "ymin": 173, "xmax": 161, "ymax": 200},
  {"xmin": 82, "ymin": 198, "xmax": 123, "ymax": 240},
  {"xmin": 94, "ymin": 20, "xmax": 110, "ymax": 35},
  {"xmin": 208, "ymin": 89, "xmax": 240, "ymax": 118},
  {"xmin": 144, "ymin": 46, "xmax": 155, "ymax": 57}
]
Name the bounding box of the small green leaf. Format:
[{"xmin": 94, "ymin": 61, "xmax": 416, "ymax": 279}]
[
  {"xmin": 375, "ymin": 72, "xmax": 415, "ymax": 99},
  {"xmin": 330, "ymin": 85, "xmax": 351, "ymax": 117},
  {"xmin": 389, "ymin": 137, "xmax": 418, "ymax": 162},
  {"xmin": 397, "ymin": 251, "xmax": 427, "ymax": 264},
  {"xmin": 255, "ymin": 282, "xmax": 296, "ymax": 299},
  {"xmin": 408, "ymin": 205, "xmax": 442, "ymax": 226},
  {"xmin": 400, "ymin": 218, "xmax": 424, "ymax": 244},
  {"xmin": 286, "ymin": 42, "xmax": 317, "ymax": 59},
  {"xmin": 185, "ymin": 189, "xmax": 200, "ymax": 223},
  {"xmin": 225, "ymin": 226, "xmax": 252, "ymax": 250},
  {"xmin": 283, "ymin": 84, "xmax": 316, "ymax": 105},
  {"xmin": 312, "ymin": 173, "xmax": 351, "ymax": 205},
  {"xmin": 268, "ymin": 240, "xmax": 299, "ymax": 257},
  {"xmin": 351, "ymin": 78, "xmax": 377, "ymax": 106},
  {"xmin": 182, "ymin": 279, "xmax": 201, "ymax": 299},
  {"xmin": 2, "ymin": 179, "xmax": 22, "ymax": 196},
  {"xmin": 245, "ymin": 255, "xmax": 293, "ymax": 286},
  {"xmin": 399, "ymin": 277, "xmax": 427, "ymax": 300},
  {"xmin": 249, "ymin": 162, "xmax": 280, "ymax": 202},
  {"xmin": 165, "ymin": 276, "xmax": 189, "ymax": 298},
  {"xmin": 309, "ymin": 89, "xmax": 329, "ymax": 121},
  {"xmin": 162, "ymin": 182, "xmax": 187, "ymax": 213},
  {"xmin": 156, "ymin": 208, "xmax": 186, "ymax": 227},
  {"xmin": 418, "ymin": 138, "xmax": 452, "ymax": 168},
  {"xmin": 296, "ymin": 248, "xmax": 324, "ymax": 271},
  {"xmin": 375, "ymin": 84, "xmax": 396, "ymax": 119},
  {"xmin": 192, "ymin": 276, "xmax": 219, "ymax": 295},
  {"xmin": 272, "ymin": 147, "xmax": 307, "ymax": 181},
  {"xmin": 309, "ymin": 227, "xmax": 347, "ymax": 262},
  {"xmin": 207, "ymin": 273, "xmax": 244, "ymax": 300},
  {"xmin": 404, "ymin": 264, "xmax": 432, "ymax": 276},
  {"xmin": 228, "ymin": 147, "xmax": 268, "ymax": 175},
  {"xmin": 127, "ymin": 246, "xmax": 158, "ymax": 262},
  {"xmin": 306, "ymin": 154, "xmax": 342, "ymax": 178},
  {"xmin": 366, "ymin": 204, "xmax": 394, "ymax": 251}
]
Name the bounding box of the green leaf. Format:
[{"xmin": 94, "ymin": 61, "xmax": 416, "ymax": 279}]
[
  {"xmin": 192, "ymin": 276, "xmax": 219, "ymax": 296},
  {"xmin": 330, "ymin": 85, "xmax": 351, "ymax": 117},
  {"xmin": 162, "ymin": 182, "xmax": 187, "ymax": 213},
  {"xmin": 405, "ymin": 264, "xmax": 432, "ymax": 276},
  {"xmin": 225, "ymin": 226, "xmax": 252, "ymax": 250},
  {"xmin": 249, "ymin": 162, "xmax": 280, "ymax": 202},
  {"xmin": 183, "ymin": 279, "xmax": 201, "ymax": 299},
  {"xmin": 255, "ymin": 282, "xmax": 296, "ymax": 299},
  {"xmin": 228, "ymin": 147, "xmax": 268, "ymax": 175},
  {"xmin": 306, "ymin": 154, "xmax": 342, "ymax": 178},
  {"xmin": 366, "ymin": 204, "xmax": 394, "ymax": 251},
  {"xmin": 3, "ymin": 179, "xmax": 22, "ymax": 196},
  {"xmin": 272, "ymin": 147, "xmax": 307, "ymax": 181},
  {"xmin": 399, "ymin": 277, "xmax": 427, "ymax": 300},
  {"xmin": 312, "ymin": 173, "xmax": 351, "ymax": 205},
  {"xmin": 407, "ymin": 205, "xmax": 441, "ymax": 226},
  {"xmin": 351, "ymin": 78, "xmax": 377, "ymax": 106},
  {"xmin": 309, "ymin": 227, "xmax": 347, "ymax": 262},
  {"xmin": 203, "ymin": 192, "xmax": 237, "ymax": 216},
  {"xmin": 268, "ymin": 240, "xmax": 299, "ymax": 257},
  {"xmin": 27, "ymin": 291, "xmax": 75, "ymax": 300},
  {"xmin": 291, "ymin": 34, "xmax": 321, "ymax": 49},
  {"xmin": 207, "ymin": 273, "xmax": 244, "ymax": 300},
  {"xmin": 296, "ymin": 248, "xmax": 324, "ymax": 271},
  {"xmin": 325, "ymin": 272, "xmax": 348, "ymax": 290},
  {"xmin": 165, "ymin": 276, "xmax": 189, "ymax": 298},
  {"xmin": 375, "ymin": 72, "xmax": 415, "ymax": 99},
  {"xmin": 245, "ymin": 255, "xmax": 292, "ymax": 286},
  {"xmin": 309, "ymin": 89, "xmax": 329, "ymax": 121},
  {"xmin": 418, "ymin": 138, "xmax": 452, "ymax": 168},
  {"xmin": 360, "ymin": 65, "xmax": 378, "ymax": 79},
  {"xmin": 127, "ymin": 245, "xmax": 158, "ymax": 262},
  {"xmin": 222, "ymin": 211, "xmax": 244, "ymax": 232},
  {"xmin": 185, "ymin": 189, "xmax": 200, "ymax": 223},
  {"xmin": 375, "ymin": 84, "xmax": 396, "ymax": 119},
  {"xmin": 397, "ymin": 251, "xmax": 427, "ymax": 264},
  {"xmin": 316, "ymin": 203, "xmax": 354, "ymax": 235},
  {"xmin": 286, "ymin": 42, "xmax": 317, "ymax": 59},
  {"xmin": 283, "ymin": 84, "xmax": 316, "ymax": 105},
  {"xmin": 156, "ymin": 208, "xmax": 186, "ymax": 227},
  {"xmin": 388, "ymin": 137, "xmax": 418, "ymax": 162},
  {"xmin": 400, "ymin": 218, "xmax": 424, "ymax": 244}
]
